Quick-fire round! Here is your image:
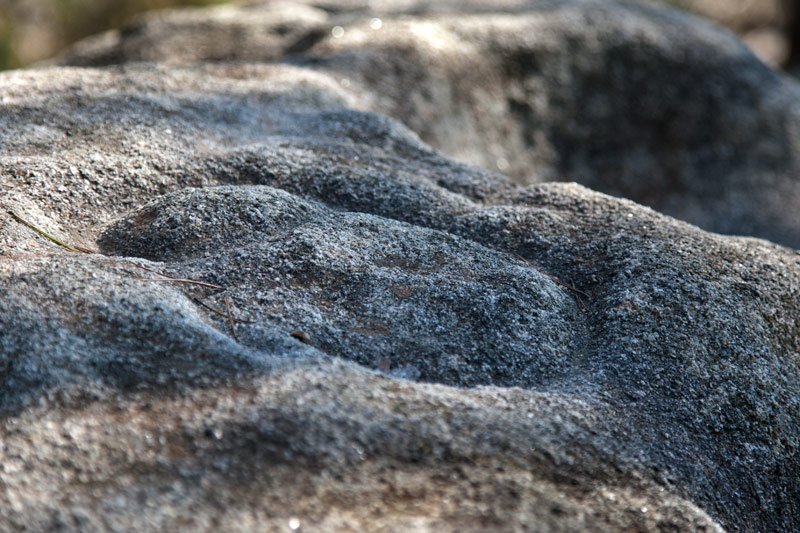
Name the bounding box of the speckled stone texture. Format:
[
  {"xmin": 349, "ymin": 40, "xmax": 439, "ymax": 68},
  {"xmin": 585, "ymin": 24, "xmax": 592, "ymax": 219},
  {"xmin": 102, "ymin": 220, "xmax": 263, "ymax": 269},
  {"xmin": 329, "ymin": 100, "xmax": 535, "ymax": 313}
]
[
  {"xmin": 1, "ymin": 1, "xmax": 799, "ymax": 532},
  {"xmin": 54, "ymin": 0, "xmax": 800, "ymax": 249}
]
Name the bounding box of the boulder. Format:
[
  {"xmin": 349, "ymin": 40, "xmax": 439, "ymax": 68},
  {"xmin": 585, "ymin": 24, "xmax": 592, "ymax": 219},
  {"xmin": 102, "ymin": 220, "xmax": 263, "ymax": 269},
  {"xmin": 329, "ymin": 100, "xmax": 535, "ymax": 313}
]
[
  {"xmin": 1, "ymin": 2, "xmax": 799, "ymax": 532},
  {"xmin": 55, "ymin": 0, "xmax": 800, "ymax": 249}
]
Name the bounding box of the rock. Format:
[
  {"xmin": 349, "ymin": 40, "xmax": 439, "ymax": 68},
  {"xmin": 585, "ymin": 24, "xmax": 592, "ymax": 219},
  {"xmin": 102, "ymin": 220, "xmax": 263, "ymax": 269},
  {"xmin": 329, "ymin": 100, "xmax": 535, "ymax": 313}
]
[
  {"xmin": 1, "ymin": 2, "xmax": 799, "ymax": 533},
  {"xmin": 55, "ymin": 0, "xmax": 800, "ymax": 249},
  {"xmin": 54, "ymin": 1, "xmax": 331, "ymax": 67}
]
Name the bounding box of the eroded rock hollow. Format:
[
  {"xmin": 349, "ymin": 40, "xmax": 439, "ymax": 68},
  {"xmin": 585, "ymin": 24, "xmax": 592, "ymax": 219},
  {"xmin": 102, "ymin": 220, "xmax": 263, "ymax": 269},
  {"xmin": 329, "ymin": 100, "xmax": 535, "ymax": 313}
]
[{"xmin": 1, "ymin": 1, "xmax": 799, "ymax": 531}]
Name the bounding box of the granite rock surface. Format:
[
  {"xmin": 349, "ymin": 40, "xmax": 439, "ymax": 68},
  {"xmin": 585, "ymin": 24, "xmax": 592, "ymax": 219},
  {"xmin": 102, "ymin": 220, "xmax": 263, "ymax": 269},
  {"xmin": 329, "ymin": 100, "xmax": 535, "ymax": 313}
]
[
  {"xmin": 55, "ymin": 0, "xmax": 800, "ymax": 249},
  {"xmin": 2, "ymin": 1, "xmax": 800, "ymax": 532}
]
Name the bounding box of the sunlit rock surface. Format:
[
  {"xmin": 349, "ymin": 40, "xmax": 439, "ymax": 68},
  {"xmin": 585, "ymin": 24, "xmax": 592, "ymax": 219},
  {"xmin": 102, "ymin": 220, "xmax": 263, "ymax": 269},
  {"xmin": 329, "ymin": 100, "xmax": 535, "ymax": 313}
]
[
  {"xmin": 2, "ymin": 1, "xmax": 800, "ymax": 532},
  {"xmin": 56, "ymin": 0, "xmax": 800, "ymax": 249}
]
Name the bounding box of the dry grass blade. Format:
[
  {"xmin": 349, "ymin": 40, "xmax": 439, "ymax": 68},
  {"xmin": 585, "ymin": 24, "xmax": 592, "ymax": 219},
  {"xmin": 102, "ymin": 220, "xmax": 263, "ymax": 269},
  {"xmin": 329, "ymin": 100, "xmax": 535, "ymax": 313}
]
[
  {"xmin": 134, "ymin": 277, "xmax": 225, "ymax": 289},
  {"xmin": 7, "ymin": 209, "xmax": 249, "ymax": 340},
  {"xmin": 124, "ymin": 261, "xmax": 251, "ymax": 334},
  {"xmin": 223, "ymin": 295, "xmax": 238, "ymax": 342},
  {"xmin": 123, "ymin": 261, "xmax": 225, "ymax": 290},
  {"xmin": 7, "ymin": 209, "xmax": 92, "ymax": 253},
  {"xmin": 187, "ymin": 296, "xmax": 254, "ymax": 324}
]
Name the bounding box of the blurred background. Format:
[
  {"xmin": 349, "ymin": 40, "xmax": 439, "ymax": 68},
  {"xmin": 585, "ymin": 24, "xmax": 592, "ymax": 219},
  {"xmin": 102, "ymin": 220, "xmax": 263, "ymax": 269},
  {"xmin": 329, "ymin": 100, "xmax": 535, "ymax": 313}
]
[
  {"xmin": 0, "ymin": 0, "xmax": 225, "ymax": 70},
  {"xmin": 667, "ymin": 0, "xmax": 800, "ymax": 71},
  {"xmin": 0, "ymin": 0, "xmax": 798, "ymax": 73}
]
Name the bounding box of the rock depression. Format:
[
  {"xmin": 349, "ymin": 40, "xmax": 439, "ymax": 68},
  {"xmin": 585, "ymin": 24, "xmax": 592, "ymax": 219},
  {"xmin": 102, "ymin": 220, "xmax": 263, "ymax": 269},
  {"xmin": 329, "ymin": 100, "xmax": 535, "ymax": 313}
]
[{"xmin": 1, "ymin": 1, "xmax": 799, "ymax": 532}]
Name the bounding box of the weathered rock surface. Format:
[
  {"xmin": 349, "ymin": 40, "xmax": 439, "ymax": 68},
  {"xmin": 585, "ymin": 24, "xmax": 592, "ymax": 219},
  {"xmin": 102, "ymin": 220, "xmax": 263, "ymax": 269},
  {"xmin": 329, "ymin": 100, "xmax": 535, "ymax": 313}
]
[
  {"xmin": 55, "ymin": 0, "xmax": 800, "ymax": 249},
  {"xmin": 1, "ymin": 1, "xmax": 799, "ymax": 532}
]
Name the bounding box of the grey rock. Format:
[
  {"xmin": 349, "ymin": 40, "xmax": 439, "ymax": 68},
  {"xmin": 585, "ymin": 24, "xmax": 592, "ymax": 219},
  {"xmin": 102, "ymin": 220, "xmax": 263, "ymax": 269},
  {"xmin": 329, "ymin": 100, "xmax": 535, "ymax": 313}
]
[
  {"xmin": 56, "ymin": 0, "xmax": 800, "ymax": 248},
  {"xmin": 1, "ymin": 2, "xmax": 799, "ymax": 533}
]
